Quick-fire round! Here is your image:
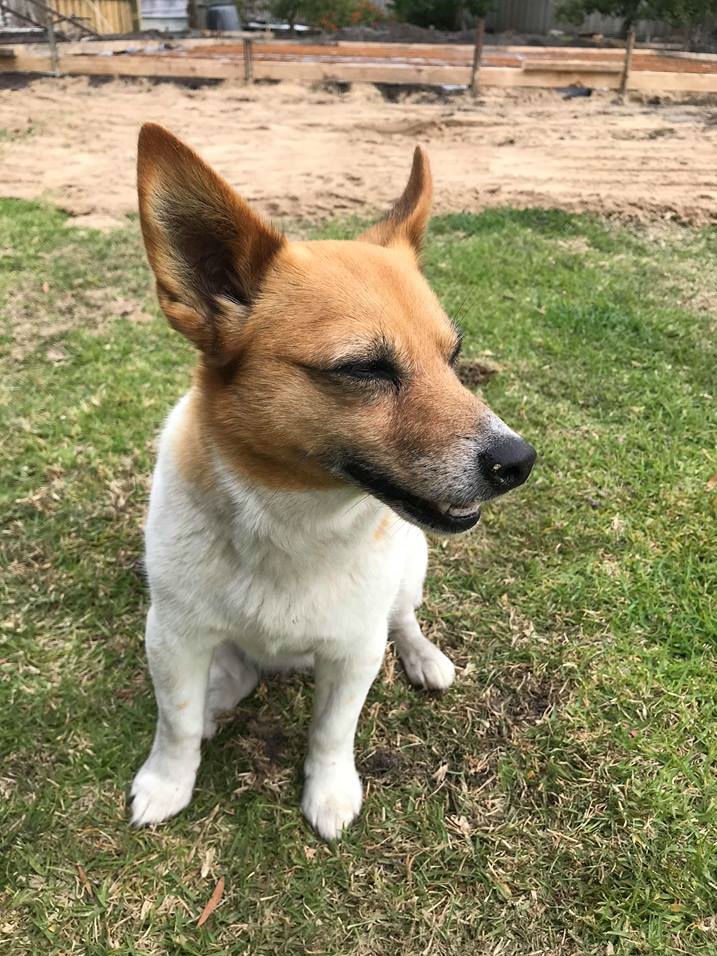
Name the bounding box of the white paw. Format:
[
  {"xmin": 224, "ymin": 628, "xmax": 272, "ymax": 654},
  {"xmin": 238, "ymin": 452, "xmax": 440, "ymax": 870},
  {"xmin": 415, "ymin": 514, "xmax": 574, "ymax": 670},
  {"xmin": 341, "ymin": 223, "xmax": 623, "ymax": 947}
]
[
  {"xmin": 400, "ymin": 643, "xmax": 455, "ymax": 690},
  {"xmin": 130, "ymin": 757, "xmax": 196, "ymax": 826},
  {"xmin": 301, "ymin": 765, "xmax": 363, "ymax": 842}
]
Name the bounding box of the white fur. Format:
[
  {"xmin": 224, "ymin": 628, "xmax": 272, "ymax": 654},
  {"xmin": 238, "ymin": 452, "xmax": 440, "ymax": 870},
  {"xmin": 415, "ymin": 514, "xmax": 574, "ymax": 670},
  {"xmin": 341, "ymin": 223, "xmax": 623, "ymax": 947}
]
[{"xmin": 131, "ymin": 393, "xmax": 455, "ymax": 840}]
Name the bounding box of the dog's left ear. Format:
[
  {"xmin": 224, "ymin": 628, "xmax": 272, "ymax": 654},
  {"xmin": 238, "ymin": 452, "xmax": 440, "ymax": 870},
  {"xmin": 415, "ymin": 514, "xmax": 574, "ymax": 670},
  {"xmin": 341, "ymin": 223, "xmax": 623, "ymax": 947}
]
[
  {"xmin": 137, "ymin": 123, "xmax": 285, "ymax": 365},
  {"xmin": 359, "ymin": 146, "xmax": 432, "ymax": 256}
]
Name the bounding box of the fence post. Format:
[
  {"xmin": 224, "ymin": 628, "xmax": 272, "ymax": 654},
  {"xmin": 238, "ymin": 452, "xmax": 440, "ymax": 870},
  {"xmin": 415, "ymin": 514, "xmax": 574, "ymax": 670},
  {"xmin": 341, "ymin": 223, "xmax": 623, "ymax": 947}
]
[
  {"xmin": 618, "ymin": 28, "xmax": 636, "ymax": 100},
  {"xmin": 470, "ymin": 17, "xmax": 485, "ymax": 98},
  {"xmin": 243, "ymin": 37, "xmax": 254, "ymax": 84},
  {"xmin": 45, "ymin": 5, "xmax": 59, "ymax": 75}
]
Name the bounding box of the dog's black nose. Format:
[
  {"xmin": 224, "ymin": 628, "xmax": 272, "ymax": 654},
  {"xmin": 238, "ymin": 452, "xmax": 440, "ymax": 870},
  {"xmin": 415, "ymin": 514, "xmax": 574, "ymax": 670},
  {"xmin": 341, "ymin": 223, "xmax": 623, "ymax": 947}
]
[{"xmin": 478, "ymin": 434, "xmax": 536, "ymax": 494}]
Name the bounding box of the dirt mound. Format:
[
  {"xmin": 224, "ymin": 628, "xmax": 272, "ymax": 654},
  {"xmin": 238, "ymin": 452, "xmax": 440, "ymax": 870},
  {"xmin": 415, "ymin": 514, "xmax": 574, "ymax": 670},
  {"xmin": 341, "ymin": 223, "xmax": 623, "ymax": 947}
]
[
  {"xmin": 327, "ymin": 24, "xmax": 626, "ymax": 47},
  {"xmin": 329, "ymin": 24, "xmax": 477, "ymax": 45}
]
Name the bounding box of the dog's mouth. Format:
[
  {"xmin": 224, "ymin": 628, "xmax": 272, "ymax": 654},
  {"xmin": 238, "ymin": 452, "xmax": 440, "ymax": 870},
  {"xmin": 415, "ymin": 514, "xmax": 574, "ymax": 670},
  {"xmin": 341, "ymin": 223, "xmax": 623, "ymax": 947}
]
[{"xmin": 339, "ymin": 459, "xmax": 481, "ymax": 534}]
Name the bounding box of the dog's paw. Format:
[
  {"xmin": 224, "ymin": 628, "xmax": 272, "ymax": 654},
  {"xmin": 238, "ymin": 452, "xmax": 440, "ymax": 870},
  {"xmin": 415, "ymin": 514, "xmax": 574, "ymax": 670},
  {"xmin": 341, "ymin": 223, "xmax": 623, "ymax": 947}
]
[
  {"xmin": 130, "ymin": 759, "xmax": 196, "ymax": 826},
  {"xmin": 400, "ymin": 643, "xmax": 455, "ymax": 691},
  {"xmin": 301, "ymin": 765, "xmax": 363, "ymax": 842}
]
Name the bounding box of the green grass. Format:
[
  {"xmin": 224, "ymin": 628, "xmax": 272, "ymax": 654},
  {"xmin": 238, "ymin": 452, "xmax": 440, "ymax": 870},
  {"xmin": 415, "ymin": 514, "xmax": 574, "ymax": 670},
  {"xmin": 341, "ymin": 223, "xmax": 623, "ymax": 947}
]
[{"xmin": 1, "ymin": 197, "xmax": 716, "ymax": 955}]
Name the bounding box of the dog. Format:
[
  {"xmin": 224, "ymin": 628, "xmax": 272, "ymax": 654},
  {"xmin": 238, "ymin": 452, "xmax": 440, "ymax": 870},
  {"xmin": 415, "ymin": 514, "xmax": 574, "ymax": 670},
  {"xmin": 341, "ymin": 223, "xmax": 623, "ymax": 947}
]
[{"xmin": 130, "ymin": 123, "xmax": 536, "ymax": 841}]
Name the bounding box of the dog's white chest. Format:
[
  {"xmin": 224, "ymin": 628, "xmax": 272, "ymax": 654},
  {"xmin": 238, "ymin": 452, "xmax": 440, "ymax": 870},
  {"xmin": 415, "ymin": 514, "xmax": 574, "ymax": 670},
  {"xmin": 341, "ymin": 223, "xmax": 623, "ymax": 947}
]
[
  {"xmin": 145, "ymin": 399, "xmax": 412, "ymax": 661},
  {"xmin": 223, "ymin": 527, "xmax": 406, "ymax": 656}
]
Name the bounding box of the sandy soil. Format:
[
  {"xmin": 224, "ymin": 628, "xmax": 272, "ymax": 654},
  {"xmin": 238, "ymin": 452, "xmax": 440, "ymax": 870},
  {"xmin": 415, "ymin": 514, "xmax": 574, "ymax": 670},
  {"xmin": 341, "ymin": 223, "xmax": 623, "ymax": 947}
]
[{"xmin": 1, "ymin": 76, "xmax": 716, "ymax": 228}]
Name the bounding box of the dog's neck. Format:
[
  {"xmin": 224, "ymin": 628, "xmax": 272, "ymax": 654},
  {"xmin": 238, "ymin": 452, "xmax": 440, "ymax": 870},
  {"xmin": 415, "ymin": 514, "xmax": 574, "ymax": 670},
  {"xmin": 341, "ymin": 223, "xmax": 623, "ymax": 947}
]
[{"xmin": 208, "ymin": 443, "xmax": 385, "ymax": 552}]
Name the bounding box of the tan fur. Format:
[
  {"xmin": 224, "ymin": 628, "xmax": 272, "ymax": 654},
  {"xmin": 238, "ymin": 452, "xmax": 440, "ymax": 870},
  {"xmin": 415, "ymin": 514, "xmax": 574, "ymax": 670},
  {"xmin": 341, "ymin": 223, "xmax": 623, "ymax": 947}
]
[
  {"xmin": 373, "ymin": 512, "xmax": 392, "ymax": 542},
  {"xmin": 170, "ymin": 387, "xmax": 216, "ymax": 493},
  {"xmin": 191, "ymin": 237, "xmax": 492, "ymax": 494},
  {"xmin": 358, "ymin": 146, "xmax": 432, "ymax": 256},
  {"xmin": 137, "ymin": 123, "xmax": 284, "ymax": 365},
  {"xmin": 138, "ymin": 125, "xmax": 491, "ymax": 496}
]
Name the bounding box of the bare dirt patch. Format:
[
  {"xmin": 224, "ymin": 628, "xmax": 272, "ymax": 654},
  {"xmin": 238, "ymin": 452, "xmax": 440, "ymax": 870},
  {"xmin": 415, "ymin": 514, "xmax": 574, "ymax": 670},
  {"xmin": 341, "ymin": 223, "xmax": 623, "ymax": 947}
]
[
  {"xmin": 6, "ymin": 282, "xmax": 151, "ymax": 361},
  {"xmin": 2, "ymin": 76, "xmax": 716, "ymax": 225},
  {"xmin": 456, "ymin": 357, "xmax": 499, "ymax": 389}
]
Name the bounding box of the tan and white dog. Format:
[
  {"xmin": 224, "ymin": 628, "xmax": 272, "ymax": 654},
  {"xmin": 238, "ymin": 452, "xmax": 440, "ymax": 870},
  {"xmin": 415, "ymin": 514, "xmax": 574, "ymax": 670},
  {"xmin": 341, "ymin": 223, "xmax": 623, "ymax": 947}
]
[{"xmin": 130, "ymin": 124, "xmax": 536, "ymax": 841}]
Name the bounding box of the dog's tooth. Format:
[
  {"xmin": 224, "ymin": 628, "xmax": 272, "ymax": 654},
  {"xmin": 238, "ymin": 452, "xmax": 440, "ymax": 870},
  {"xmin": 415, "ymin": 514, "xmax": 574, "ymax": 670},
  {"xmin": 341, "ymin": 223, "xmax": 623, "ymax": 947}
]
[
  {"xmin": 446, "ymin": 503, "xmax": 479, "ymax": 518},
  {"xmin": 435, "ymin": 501, "xmax": 479, "ymax": 517}
]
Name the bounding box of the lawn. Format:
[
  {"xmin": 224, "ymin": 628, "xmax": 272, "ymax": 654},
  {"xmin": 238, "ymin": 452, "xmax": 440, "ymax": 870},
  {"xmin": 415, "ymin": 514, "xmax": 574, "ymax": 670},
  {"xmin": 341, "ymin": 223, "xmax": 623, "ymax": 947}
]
[{"xmin": 1, "ymin": 197, "xmax": 716, "ymax": 956}]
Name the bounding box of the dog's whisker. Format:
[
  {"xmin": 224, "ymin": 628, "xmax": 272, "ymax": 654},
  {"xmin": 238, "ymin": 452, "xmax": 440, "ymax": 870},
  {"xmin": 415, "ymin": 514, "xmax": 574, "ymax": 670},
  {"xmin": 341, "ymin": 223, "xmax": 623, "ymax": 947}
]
[
  {"xmin": 343, "ymin": 492, "xmax": 371, "ymax": 517},
  {"xmin": 451, "ymin": 286, "xmax": 478, "ymax": 327}
]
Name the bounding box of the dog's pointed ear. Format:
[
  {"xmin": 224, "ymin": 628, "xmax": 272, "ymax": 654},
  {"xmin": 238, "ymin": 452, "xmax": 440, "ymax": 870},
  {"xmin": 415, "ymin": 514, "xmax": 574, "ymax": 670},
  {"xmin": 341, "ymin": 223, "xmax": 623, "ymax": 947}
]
[
  {"xmin": 359, "ymin": 146, "xmax": 432, "ymax": 256},
  {"xmin": 137, "ymin": 123, "xmax": 285, "ymax": 365}
]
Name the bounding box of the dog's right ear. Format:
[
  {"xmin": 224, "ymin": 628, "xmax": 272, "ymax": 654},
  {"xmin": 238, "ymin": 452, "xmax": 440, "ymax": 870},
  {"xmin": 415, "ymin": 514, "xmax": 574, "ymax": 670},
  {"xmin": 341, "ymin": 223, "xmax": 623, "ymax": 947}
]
[
  {"xmin": 137, "ymin": 123, "xmax": 285, "ymax": 365},
  {"xmin": 358, "ymin": 146, "xmax": 432, "ymax": 257}
]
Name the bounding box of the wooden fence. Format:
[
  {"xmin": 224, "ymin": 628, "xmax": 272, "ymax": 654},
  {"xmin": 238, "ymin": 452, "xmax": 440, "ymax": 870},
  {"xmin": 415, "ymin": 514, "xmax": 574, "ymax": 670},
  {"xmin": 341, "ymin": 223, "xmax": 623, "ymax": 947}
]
[
  {"xmin": 53, "ymin": 0, "xmax": 133, "ymax": 33},
  {"xmin": 2, "ymin": 0, "xmax": 134, "ymax": 33}
]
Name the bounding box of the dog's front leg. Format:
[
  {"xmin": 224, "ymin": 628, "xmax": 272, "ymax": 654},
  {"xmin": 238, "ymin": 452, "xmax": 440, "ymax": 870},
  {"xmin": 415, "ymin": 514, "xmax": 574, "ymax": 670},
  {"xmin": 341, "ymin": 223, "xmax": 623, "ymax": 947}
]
[
  {"xmin": 131, "ymin": 605, "xmax": 212, "ymax": 826},
  {"xmin": 302, "ymin": 639, "xmax": 385, "ymax": 841}
]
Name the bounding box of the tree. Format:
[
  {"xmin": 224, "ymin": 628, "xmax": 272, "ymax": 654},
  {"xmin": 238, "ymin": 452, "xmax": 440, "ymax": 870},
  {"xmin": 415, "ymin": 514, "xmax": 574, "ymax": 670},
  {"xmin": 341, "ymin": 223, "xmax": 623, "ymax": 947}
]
[
  {"xmin": 556, "ymin": 0, "xmax": 657, "ymax": 35},
  {"xmin": 270, "ymin": 0, "xmax": 302, "ymax": 32},
  {"xmin": 270, "ymin": 0, "xmax": 385, "ymax": 30},
  {"xmin": 651, "ymin": 0, "xmax": 717, "ymax": 48},
  {"xmin": 557, "ymin": 0, "xmax": 717, "ymax": 38},
  {"xmin": 390, "ymin": 0, "xmax": 493, "ymax": 32}
]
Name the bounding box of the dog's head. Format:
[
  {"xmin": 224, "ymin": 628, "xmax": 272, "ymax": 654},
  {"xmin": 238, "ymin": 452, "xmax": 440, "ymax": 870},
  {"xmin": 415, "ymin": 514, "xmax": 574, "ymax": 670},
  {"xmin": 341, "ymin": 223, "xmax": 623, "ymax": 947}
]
[{"xmin": 137, "ymin": 124, "xmax": 535, "ymax": 533}]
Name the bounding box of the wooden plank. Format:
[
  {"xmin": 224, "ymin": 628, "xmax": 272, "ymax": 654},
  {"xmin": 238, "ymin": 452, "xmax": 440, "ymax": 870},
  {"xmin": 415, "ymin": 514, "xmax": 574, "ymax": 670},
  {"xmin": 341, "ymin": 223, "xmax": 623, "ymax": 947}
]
[
  {"xmin": 482, "ymin": 66, "xmax": 622, "ymax": 89},
  {"xmin": 490, "ymin": 66, "xmax": 717, "ymax": 91},
  {"xmin": 251, "ymin": 59, "xmax": 470, "ymax": 85},
  {"xmin": 522, "ymin": 59, "xmax": 621, "ymax": 73},
  {"xmin": 2, "ymin": 46, "xmax": 717, "ymax": 93},
  {"xmin": 0, "ymin": 50, "xmax": 243, "ymax": 78},
  {"xmin": 628, "ymin": 47, "xmax": 717, "ymax": 63},
  {"xmin": 0, "ymin": 51, "xmax": 463, "ymax": 86},
  {"xmin": 11, "ymin": 39, "xmax": 717, "ymax": 74},
  {"xmin": 487, "ymin": 45, "xmax": 624, "ymax": 56},
  {"xmin": 334, "ymin": 40, "xmax": 474, "ymax": 52},
  {"xmin": 0, "ymin": 52, "xmax": 54, "ymax": 72},
  {"xmin": 12, "ymin": 33, "xmax": 260, "ymax": 56},
  {"xmin": 629, "ymin": 69, "xmax": 717, "ymax": 92}
]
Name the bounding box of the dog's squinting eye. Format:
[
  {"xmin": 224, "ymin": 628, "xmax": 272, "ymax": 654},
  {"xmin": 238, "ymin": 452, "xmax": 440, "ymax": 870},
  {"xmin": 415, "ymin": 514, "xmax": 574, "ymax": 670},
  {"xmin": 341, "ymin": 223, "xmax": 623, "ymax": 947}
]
[
  {"xmin": 330, "ymin": 357, "xmax": 401, "ymax": 389},
  {"xmin": 449, "ymin": 335, "xmax": 463, "ymax": 367}
]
